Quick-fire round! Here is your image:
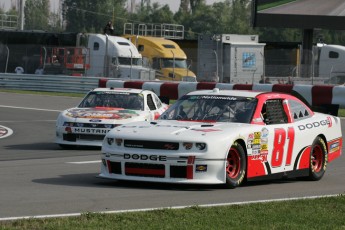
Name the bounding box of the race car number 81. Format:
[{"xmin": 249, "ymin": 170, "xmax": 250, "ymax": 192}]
[{"xmin": 272, "ymin": 127, "xmax": 295, "ymax": 167}]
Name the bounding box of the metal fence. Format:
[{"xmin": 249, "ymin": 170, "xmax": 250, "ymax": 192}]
[{"xmin": 0, "ymin": 73, "xmax": 102, "ymax": 94}]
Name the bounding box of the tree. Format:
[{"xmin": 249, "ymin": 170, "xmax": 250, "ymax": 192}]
[
  {"xmin": 190, "ymin": 0, "xmax": 206, "ymax": 14},
  {"xmin": 63, "ymin": 0, "xmax": 127, "ymax": 34},
  {"xmin": 24, "ymin": 0, "xmax": 50, "ymax": 30}
]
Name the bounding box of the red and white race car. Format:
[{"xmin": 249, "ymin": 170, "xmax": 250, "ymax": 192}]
[
  {"xmin": 55, "ymin": 88, "xmax": 168, "ymax": 148},
  {"xmin": 100, "ymin": 88, "xmax": 343, "ymax": 188}
]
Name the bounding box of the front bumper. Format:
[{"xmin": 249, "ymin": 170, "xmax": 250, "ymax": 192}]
[
  {"xmin": 55, "ymin": 126, "xmax": 111, "ymax": 147},
  {"xmin": 99, "ymin": 151, "xmax": 226, "ymax": 184}
]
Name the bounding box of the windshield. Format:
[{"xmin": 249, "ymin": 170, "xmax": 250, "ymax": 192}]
[
  {"xmin": 78, "ymin": 91, "xmax": 144, "ymax": 110},
  {"xmin": 159, "ymin": 94, "xmax": 257, "ymax": 123},
  {"xmin": 161, "ymin": 58, "xmax": 187, "ymax": 68},
  {"xmin": 114, "ymin": 57, "xmax": 142, "ymax": 66}
]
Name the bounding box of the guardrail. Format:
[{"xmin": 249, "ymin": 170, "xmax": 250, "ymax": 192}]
[{"xmin": 0, "ymin": 73, "xmax": 102, "ymax": 94}]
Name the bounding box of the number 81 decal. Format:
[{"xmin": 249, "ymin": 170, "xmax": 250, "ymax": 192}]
[{"xmin": 271, "ymin": 127, "xmax": 295, "ymax": 167}]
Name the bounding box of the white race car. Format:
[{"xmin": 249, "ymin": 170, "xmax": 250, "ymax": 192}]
[
  {"xmin": 100, "ymin": 88, "xmax": 343, "ymax": 188},
  {"xmin": 55, "ymin": 88, "xmax": 168, "ymax": 148}
]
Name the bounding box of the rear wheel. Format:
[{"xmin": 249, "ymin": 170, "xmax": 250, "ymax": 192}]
[
  {"xmin": 225, "ymin": 142, "xmax": 246, "ymax": 189},
  {"xmin": 308, "ymin": 137, "xmax": 327, "ymax": 181}
]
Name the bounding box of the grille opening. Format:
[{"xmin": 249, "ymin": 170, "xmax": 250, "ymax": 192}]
[
  {"xmin": 170, "ymin": 165, "xmax": 187, "ymax": 178},
  {"xmin": 125, "ymin": 162, "xmax": 165, "ymax": 178},
  {"xmin": 108, "ymin": 161, "xmax": 121, "ymax": 174}
]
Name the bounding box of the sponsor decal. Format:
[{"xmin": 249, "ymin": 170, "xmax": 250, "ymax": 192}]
[
  {"xmin": 253, "ymin": 139, "xmax": 260, "ymax": 145},
  {"xmin": 66, "ymin": 108, "xmax": 140, "ymax": 119},
  {"xmin": 252, "ymin": 151, "xmax": 268, "ymax": 162},
  {"xmin": 72, "ymin": 128, "xmax": 110, "ymax": 134},
  {"xmin": 298, "ymin": 119, "xmax": 330, "ymax": 131},
  {"xmin": 195, "ymin": 95, "xmax": 238, "ymax": 101},
  {"xmin": 89, "ymin": 119, "xmax": 102, "ymax": 122},
  {"xmin": 249, "ymin": 129, "xmax": 270, "ymax": 162},
  {"xmin": 254, "ymin": 132, "xmax": 261, "ymax": 139},
  {"xmin": 252, "ymin": 149, "xmax": 260, "ymax": 154},
  {"xmin": 100, "ymin": 91, "xmax": 130, "ymax": 95},
  {"xmin": 329, "ymin": 141, "xmax": 340, "ymax": 153},
  {"xmin": 327, "ymin": 116, "xmax": 332, "ymax": 127},
  {"xmin": 261, "ymin": 128, "xmax": 269, "ymax": 137},
  {"xmin": 260, "ymin": 138, "xmax": 268, "ymax": 144},
  {"xmin": 124, "ymin": 154, "xmax": 167, "ymax": 161},
  {"xmin": 261, "ymin": 144, "xmax": 268, "ymax": 151},
  {"xmin": 196, "ymin": 164, "xmax": 208, "ymax": 173},
  {"xmin": 164, "ymin": 144, "xmax": 177, "ymax": 150}
]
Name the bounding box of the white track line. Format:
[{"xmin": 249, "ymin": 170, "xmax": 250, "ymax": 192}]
[
  {"xmin": 0, "ymin": 194, "xmax": 341, "ymax": 221},
  {"xmin": 0, "ymin": 105, "xmax": 61, "ymax": 112}
]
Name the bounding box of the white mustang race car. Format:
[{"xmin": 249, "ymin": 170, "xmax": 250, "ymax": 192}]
[
  {"xmin": 100, "ymin": 88, "xmax": 342, "ymax": 188},
  {"xmin": 55, "ymin": 88, "xmax": 168, "ymax": 148}
]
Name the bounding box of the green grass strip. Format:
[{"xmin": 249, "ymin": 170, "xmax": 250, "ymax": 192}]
[{"xmin": 1, "ymin": 195, "xmax": 344, "ymax": 230}]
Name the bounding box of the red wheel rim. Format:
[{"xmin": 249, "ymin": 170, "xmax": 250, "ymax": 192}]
[
  {"xmin": 312, "ymin": 145, "xmax": 323, "ymax": 173},
  {"xmin": 226, "ymin": 147, "xmax": 241, "ymax": 178}
]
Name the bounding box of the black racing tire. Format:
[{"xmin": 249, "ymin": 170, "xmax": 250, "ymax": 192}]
[
  {"xmin": 308, "ymin": 137, "xmax": 327, "ymax": 181},
  {"xmin": 225, "ymin": 142, "xmax": 247, "ymax": 189},
  {"xmin": 59, "ymin": 144, "xmax": 77, "ymax": 150}
]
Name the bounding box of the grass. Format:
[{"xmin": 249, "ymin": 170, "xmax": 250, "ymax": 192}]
[
  {"xmin": 1, "ymin": 195, "xmax": 344, "ymax": 230},
  {"xmin": 257, "ymin": 0, "xmax": 296, "ymax": 11}
]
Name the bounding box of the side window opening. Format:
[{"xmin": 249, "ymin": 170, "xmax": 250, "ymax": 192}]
[
  {"xmin": 289, "ymin": 99, "xmax": 312, "ymax": 122},
  {"xmin": 147, "ymin": 94, "xmax": 156, "ymax": 111},
  {"xmin": 261, "ymin": 99, "xmax": 288, "ymax": 125}
]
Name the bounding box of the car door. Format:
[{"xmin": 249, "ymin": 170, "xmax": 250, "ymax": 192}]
[{"xmin": 260, "ymin": 98, "xmax": 297, "ymax": 174}]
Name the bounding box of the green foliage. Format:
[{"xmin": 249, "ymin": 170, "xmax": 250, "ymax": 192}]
[
  {"xmin": 16, "ymin": 0, "xmax": 345, "ymax": 45},
  {"xmin": 24, "ymin": 0, "xmax": 50, "ymax": 30},
  {"xmin": 63, "ymin": 0, "xmax": 127, "ymax": 35}
]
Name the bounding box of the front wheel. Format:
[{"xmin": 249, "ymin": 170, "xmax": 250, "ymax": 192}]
[
  {"xmin": 225, "ymin": 142, "xmax": 246, "ymax": 189},
  {"xmin": 308, "ymin": 137, "xmax": 327, "ymax": 181}
]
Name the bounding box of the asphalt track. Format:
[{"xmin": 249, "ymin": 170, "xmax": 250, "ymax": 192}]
[
  {"xmin": 260, "ymin": 0, "xmax": 345, "ymax": 16},
  {"xmin": 0, "ymin": 92, "xmax": 344, "ymax": 219}
]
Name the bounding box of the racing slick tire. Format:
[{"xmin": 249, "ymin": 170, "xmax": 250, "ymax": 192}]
[
  {"xmin": 308, "ymin": 136, "xmax": 327, "ymax": 181},
  {"xmin": 225, "ymin": 142, "xmax": 247, "ymax": 189}
]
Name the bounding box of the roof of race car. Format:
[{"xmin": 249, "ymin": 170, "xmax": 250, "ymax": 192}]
[
  {"xmin": 186, "ymin": 88, "xmax": 263, "ymax": 98},
  {"xmin": 91, "ymin": 87, "xmax": 146, "ymax": 94}
]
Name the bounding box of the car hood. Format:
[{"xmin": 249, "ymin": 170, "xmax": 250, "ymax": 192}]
[
  {"xmin": 61, "ymin": 107, "xmax": 145, "ymax": 122},
  {"xmin": 108, "ymin": 120, "xmax": 255, "ymax": 141}
]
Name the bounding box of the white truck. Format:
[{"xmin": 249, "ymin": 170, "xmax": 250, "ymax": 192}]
[
  {"xmin": 284, "ymin": 43, "xmax": 345, "ymax": 85},
  {"xmin": 313, "ymin": 44, "xmax": 345, "ymax": 84},
  {"xmin": 197, "ymin": 34, "xmax": 266, "ymax": 83},
  {"xmin": 42, "ymin": 33, "xmax": 155, "ymax": 80},
  {"xmin": 79, "ymin": 33, "xmax": 155, "ymax": 79}
]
